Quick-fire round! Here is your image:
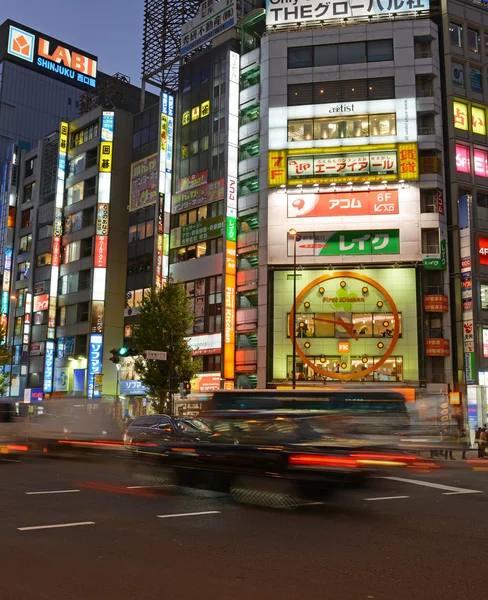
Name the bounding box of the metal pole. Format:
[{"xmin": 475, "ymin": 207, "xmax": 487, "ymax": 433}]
[{"xmin": 292, "ymin": 235, "xmax": 297, "ymax": 391}]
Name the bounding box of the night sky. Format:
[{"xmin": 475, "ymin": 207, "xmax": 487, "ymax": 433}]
[{"xmin": 6, "ymin": 0, "xmax": 144, "ymax": 84}]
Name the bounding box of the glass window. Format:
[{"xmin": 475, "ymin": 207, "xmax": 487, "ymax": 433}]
[
  {"xmin": 36, "ymin": 252, "xmax": 51, "ymax": 267},
  {"xmin": 339, "ymin": 42, "xmax": 366, "ymax": 65},
  {"xmin": 64, "ymin": 240, "xmax": 80, "ymax": 264},
  {"xmin": 197, "ymin": 205, "xmax": 207, "ymax": 220},
  {"xmin": 373, "ymin": 313, "xmax": 400, "ymax": 337},
  {"xmin": 14, "ymin": 317, "xmax": 22, "ymax": 336},
  {"xmin": 368, "ymin": 77, "xmax": 395, "ymax": 100},
  {"xmin": 23, "ymin": 182, "xmax": 36, "ymax": 203},
  {"xmin": 67, "ymin": 182, "xmax": 84, "ymax": 205},
  {"xmin": 190, "ymin": 140, "xmax": 199, "ymax": 155},
  {"xmin": 369, "ymin": 113, "xmax": 396, "ymax": 136},
  {"xmin": 468, "ymin": 28, "xmax": 480, "ymax": 53},
  {"xmin": 352, "ymin": 314, "xmax": 373, "ymax": 337},
  {"xmin": 450, "ymin": 23, "xmax": 463, "ymax": 48},
  {"xmin": 17, "ymin": 261, "xmax": 30, "ymax": 281},
  {"xmin": 288, "ymin": 119, "xmax": 314, "ymax": 142},
  {"xmin": 200, "ymin": 135, "xmax": 209, "ymax": 151},
  {"xmin": 38, "ymin": 225, "xmax": 53, "ymax": 240},
  {"xmin": 367, "ymin": 39, "xmax": 393, "ymax": 62},
  {"xmin": 313, "ymin": 45, "xmax": 338, "ymax": 66},
  {"xmin": 146, "ymin": 220, "xmax": 154, "ymax": 238},
  {"xmin": 288, "ymin": 47, "xmax": 313, "ymax": 69},
  {"xmin": 128, "ymin": 225, "xmax": 137, "ymax": 243},
  {"xmin": 481, "ymin": 281, "xmax": 488, "ymax": 310},
  {"xmin": 19, "ymin": 234, "xmax": 32, "ymax": 253},
  {"xmin": 137, "ymin": 223, "xmax": 145, "ymax": 240}
]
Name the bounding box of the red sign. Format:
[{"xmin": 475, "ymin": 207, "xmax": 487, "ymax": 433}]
[
  {"xmin": 33, "ymin": 293, "xmax": 49, "ymax": 312},
  {"xmin": 94, "ymin": 235, "xmax": 108, "ymax": 268},
  {"xmin": 479, "ymin": 236, "xmax": 488, "ymax": 265},
  {"xmin": 425, "ymin": 338, "xmax": 450, "ymax": 356},
  {"xmin": 424, "ymin": 295, "xmax": 449, "ymax": 312},
  {"xmin": 52, "ymin": 237, "xmax": 61, "ymax": 268},
  {"xmin": 177, "ymin": 170, "xmax": 208, "ymax": 193},
  {"xmin": 288, "ymin": 190, "xmax": 399, "ymax": 218},
  {"xmin": 461, "ymin": 257, "xmax": 471, "ymax": 270},
  {"xmin": 195, "ymin": 374, "xmax": 221, "ymax": 393},
  {"xmin": 436, "ymin": 189, "xmax": 445, "ymax": 215}
]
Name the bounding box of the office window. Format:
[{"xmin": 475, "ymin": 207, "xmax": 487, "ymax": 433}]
[
  {"xmin": 67, "ymin": 182, "xmax": 84, "ymax": 205},
  {"xmin": 288, "ymin": 46, "xmax": 313, "ymax": 68},
  {"xmin": 21, "ymin": 209, "xmax": 33, "ymax": 228},
  {"xmin": 468, "ymin": 29, "xmax": 480, "ymax": 53},
  {"xmin": 77, "ymin": 302, "xmax": 89, "ymax": 323},
  {"xmin": 17, "ymin": 261, "xmax": 30, "ymax": 281},
  {"xmin": 25, "ymin": 158, "xmax": 36, "ymax": 178},
  {"xmin": 288, "ymin": 77, "xmax": 394, "ymax": 106},
  {"xmin": 367, "ymin": 39, "xmax": 394, "ymax": 62},
  {"xmin": 36, "ymin": 252, "xmax": 52, "ymax": 267},
  {"xmin": 79, "ymin": 270, "xmax": 91, "ymax": 290},
  {"xmin": 146, "ymin": 220, "xmax": 154, "ymax": 238},
  {"xmin": 14, "ymin": 317, "xmax": 22, "ymax": 336},
  {"xmin": 477, "ymin": 192, "xmax": 488, "ymax": 208},
  {"xmin": 38, "ymin": 225, "xmax": 53, "ymax": 240},
  {"xmin": 19, "ymin": 234, "xmax": 32, "ymax": 253},
  {"xmin": 64, "ymin": 240, "xmax": 81, "ymax": 264},
  {"xmin": 338, "ymin": 42, "xmax": 366, "ymax": 65},
  {"xmin": 288, "ymin": 113, "xmax": 395, "ymax": 142},
  {"xmin": 449, "ymin": 23, "xmax": 463, "ymax": 48},
  {"xmin": 313, "ymin": 44, "xmax": 338, "ymax": 66},
  {"xmin": 481, "ymin": 280, "xmax": 488, "ymax": 310},
  {"xmin": 23, "ymin": 182, "xmax": 36, "ymax": 203}
]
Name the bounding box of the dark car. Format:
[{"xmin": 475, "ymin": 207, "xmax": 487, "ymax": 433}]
[
  {"xmin": 130, "ymin": 410, "xmax": 419, "ymax": 508},
  {"xmin": 124, "ymin": 414, "xmax": 212, "ymax": 448}
]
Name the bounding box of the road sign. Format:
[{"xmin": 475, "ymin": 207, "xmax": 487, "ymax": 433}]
[{"xmin": 144, "ymin": 350, "xmax": 168, "ymax": 361}]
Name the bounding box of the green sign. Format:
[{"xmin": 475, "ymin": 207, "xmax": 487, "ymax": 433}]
[
  {"xmin": 226, "ymin": 217, "xmax": 237, "ymax": 242},
  {"xmin": 315, "ymin": 230, "xmax": 399, "ymax": 256},
  {"xmin": 423, "ymin": 239, "xmax": 447, "ymax": 270},
  {"xmin": 170, "ymin": 215, "xmax": 224, "ymax": 248}
]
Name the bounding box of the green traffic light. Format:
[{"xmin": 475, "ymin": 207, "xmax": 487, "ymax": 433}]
[{"xmin": 118, "ymin": 347, "xmax": 129, "ymax": 356}]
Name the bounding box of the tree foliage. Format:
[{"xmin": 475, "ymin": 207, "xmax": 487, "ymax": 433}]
[{"xmin": 131, "ymin": 280, "xmax": 201, "ymax": 413}]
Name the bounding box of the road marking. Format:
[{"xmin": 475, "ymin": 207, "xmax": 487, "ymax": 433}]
[
  {"xmin": 26, "ymin": 489, "xmax": 80, "ymax": 495},
  {"xmin": 126, "ymin": 485, "xmax": 157, "ymax": 489},
  {"xmin": 384, "ymin": 476, "xmax": 482, "ymax": 495},
  {"xmin": 364, "ymin": 495, "xmax": 410, "ymax": 501},
  {"xmin": 18, "ymin": 521, "xmax": 95, "ymax": 531},
  {"xmin": 157, "ymin": 511, "xmax": 220, "ymax": 519}
]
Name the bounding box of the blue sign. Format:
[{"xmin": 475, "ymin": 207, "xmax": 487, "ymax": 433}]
[
  {"xmin": 458, "ymin": 195, "xmax": 471, "ymax": 230},
  {"xmin": 43, "ymin": 341, "xmax": 55, "ymax": 393},
  {"xmin": 4, "ymin": 247, "xmax": 12, "ymax": 271},
  {"xmin": 162, "ymin": 92, "xmax": 168, "ymax": 116},
  {"xmin": 1, "ymin": 292, "xmax": 8, "ymax": 315},
  {"xmin": 101, "ymin": 111, "xmax": 114, "ymax": 142},
  {"xmin": 470, "ymin": 68, "xmax": 483, "ymax": 95},
  {"xmin": 88, "ymin": 334, "xmax": 103, "ymax": 399},
  {"xmin": 168, "ymin": 94, "xmax": 174, "ymax": 118},
  {"xmin": 120, "ymin": 380, "xmax": 149, "ymax": 396},
  {"xmin": 31, "ymin": 388, "xmax": 43, "ymax": 402}
]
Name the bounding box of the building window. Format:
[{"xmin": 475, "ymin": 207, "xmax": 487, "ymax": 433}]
[
  {"xmin": 449, "ymin": 23, "xmax": 463, "ymax": 48},
  {"xmin": 477, "ymin": 192, "xmax": 488, "ymax": 208},
  {"xmin": 421, "ymin": 228, "xmax": 439, "ymax": 254},
  {"xmin": 77, "ymin": 302, "xmax": 89, "ymax": 323},
  {"xmin": 38, "ymin": 225, "xmax": 53, "ymax": 240},
  {"xmin": 17, "ymin": 289, "xmax": 26, "ymax": 309},
  {"xmin": 64, "ymin": 240, "xmax": 81, "ymax": 264},
  {"xmin": 288, "ymin": 113, "xmax": 396, "ymax": 142},
  {"xmin": 481, "ymin": 281, "xmax": 488, "ymax": 310},
  {"xmin": 14, "ymin": 317, "xmax": 22, "ymax": 336},
  {"xmin": 169, "ymin": 237, "xmax": 224, "ymax": 264},
  {"xmin": 68, "ymin": 153, "xmax": 86, "ymax": 177},
  {"xmin": 468, "ymin": 28, "xmax": 480, "ymax": 53},
  {"xmin": 25, "ymin": 158, "xmax": 36, "ymax": 178},
  {"xmin": 23, "ymin": 182, "xmax": 36, "ymax": 204},
  {"xmin": 36, "ymin": 252, "xmax": 52, "ymax": 267},
  {"xmin": 21, "ymin": 209, "xmax": 33, "ymax": 228},
  {"xmin": 19, "ymin": 234, "xmax": 32, "ymax": 253},
  {"xmin": 70, "ymin": 121, "xmax": 99, "ymax": 148},
  {"xmin": 67, "ymin": 182, "xmax": 84, "ymax": 205},
  {"xmin": 17, "ymin": 261, "xmax": 30, "ymax": 281},
  {"xmin": 288, "ymin": 77, "xmax": 395, "ymax": 106},
  {"xmin": 288, "ymin": 40, "xmax": 392, "ymax": 69}
]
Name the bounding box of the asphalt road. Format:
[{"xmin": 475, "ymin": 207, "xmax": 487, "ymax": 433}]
[{"xmin": 1, "ymin": 452, "xmax": 487, "ymax": 600}]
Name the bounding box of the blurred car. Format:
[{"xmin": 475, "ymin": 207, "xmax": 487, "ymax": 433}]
[
  {"xmin": 124, "ymin": 414, "xmax": 212, "ymax": 448},
  {"xmin": 0, "ymin": 401, "xmax": 28, "ymax": 458},
  {"xmin": 130, "ymin": 410, "xmax": 419, "ymax": 508}
]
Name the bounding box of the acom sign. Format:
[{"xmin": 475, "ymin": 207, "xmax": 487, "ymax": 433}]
[{"xmin": 0, "ymin": 20, "xmax": 97, "ymax": 90}]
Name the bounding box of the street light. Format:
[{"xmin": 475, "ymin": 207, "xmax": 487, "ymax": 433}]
[{"xmin": 288, "ymin": 228, "xmax": 298, "ymax": 390}]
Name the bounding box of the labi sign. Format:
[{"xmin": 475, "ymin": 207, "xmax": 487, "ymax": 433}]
[{"xmin": 3, "ymin": 21, "xmax": 97, "ymax": 90}]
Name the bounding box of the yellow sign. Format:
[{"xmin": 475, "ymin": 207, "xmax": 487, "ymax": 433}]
[
  {"xmin": 99, "ymin": 142, "xmax": 113, "ymax": 173},
  {"xmin": 472, "ymin": 105, "xmax": 487, "ymax": 135},
  {"xmin": 268, "ymin": 150, "xmax": 287, "ymax": 187},
  {"xmin": 59, "ymin": 121, "xmax": 69, "ymax": 153},
  {"xmin": 160, "ymin": 114, "xmax": 168, "ymax": 153},
  {"xmin": 191, "ymin": 106, "xmax": 200, "ymax": 121},
  {"xmin": 338, "ymin": 341, "xmax": 350, "ymax": 354},
  {"xmin": 182, "ymin": 111, "xmax": 190, "ymax": 126},
  {"xmin": 398, "ymin": 143, "xmax": 419, "ymax": 180},
  {"xmin": 449, "ymin": 391, "xmax": 461, "ymax": 406},
  {"xmin": 201, "ymin": 100, "xmax": 210, "ymax": 118},
  {"xmin": 453, "ymin": 101, "xmax": 469, "ymax": 131}
]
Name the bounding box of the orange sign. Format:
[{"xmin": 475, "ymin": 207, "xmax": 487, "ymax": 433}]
[
  {"xmin": 449, "ymin": 391, "xmax": 461, "ymax": 406},
  {"xmin": 424, "ymin": 295, "xmax": 449, "ymax": 312},
  {"xmin": 338, "ymin": 341, "xmax": 350, "ymax": 354},
  {"xmin": 425, "ymin": 338, "xmax": 450, "ymax": 356}
]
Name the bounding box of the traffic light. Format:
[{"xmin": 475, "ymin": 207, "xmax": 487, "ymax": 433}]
[
  {"xmin": 117, "ymin": 347, "xmax": 139, "ymax": 357},
  {"xmin": 118, "ymin": 347, "xmax": 129, "ymax": 357},
  {"xmin": 109, "ymin": 348, "xmax": 119, "ymax": 364},
  {"xmin": 185, "ymin": 382, "xmax": 191, "ymax": 395}
]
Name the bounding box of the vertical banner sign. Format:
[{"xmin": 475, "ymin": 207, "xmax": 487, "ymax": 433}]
[
  {"xmin": 43, "ymin": 340, "xmax": 55, "ymax": 394},
  {"xmin": 88, "ymin": 334, "xmax": 103, "ymax": 399},
  {"xmin": 458, "ymin": 194, "xmax": 476, "ymax": 385},
  {"xmin": 223, "ymin": 51, "xmax": 240, "ymax": 383},
  {"xmin": 156, "ymin": 92, "xmax": 174, "ymax": 286}
]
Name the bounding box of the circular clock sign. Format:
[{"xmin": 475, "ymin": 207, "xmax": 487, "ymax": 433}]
[{"xmin": 288, "ymin": 271, "xmax": 400, "ymax": 381}]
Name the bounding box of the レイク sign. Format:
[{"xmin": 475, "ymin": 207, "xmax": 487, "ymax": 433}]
[{"xmin": 266, "ymin": 0, "xmax": 429, "ymax": 26}]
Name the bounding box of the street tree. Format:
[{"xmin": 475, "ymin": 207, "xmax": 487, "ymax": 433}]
[{"xmin": 131, "ymin": 280, "xmax": 201, "ymax": 413}]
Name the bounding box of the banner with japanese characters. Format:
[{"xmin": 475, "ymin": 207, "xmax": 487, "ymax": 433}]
[
  {"xmin": 170, "ymin": 215, "xmax": 224, "ymax": 248},
  {"xmin": 266, "ymin": 0, "xmax": 430, "ymax": 27},
  {"xmin": 181, "ymin": 0, "xmax": 237, "ymax": 56},
  {"xmin": 288, "ymin": 150, "xmax": 397, "ymax": 180},
  {"xmin": 287, "ymin": 190, "xmax": 399, "ymax": 218},
  {"xmin": 288, "ymin": 229, "xmax": 400, "ymax": 256}
]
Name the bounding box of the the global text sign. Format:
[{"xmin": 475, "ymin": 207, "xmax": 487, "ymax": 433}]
[
  {"xmin": 1, "ymin": 20, "xmax": 97, "ymax": 90},
  {"xmin": 266, "ymin": 0, "xmax": 430, "ymax": 26}
]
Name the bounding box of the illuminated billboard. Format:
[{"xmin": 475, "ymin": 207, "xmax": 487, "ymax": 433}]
[
  {"xmin": 288, "ymin": 230, "xmax": 400, "ymax": 256},
  {"xmin": 269, "ymin": 143, "xmax": 419, "ymax": 186},
  {"xmin": 129, "ymin": 154, "xmax": 158, "ymax": 212},
  {"xmin": 269, "ymin": 99, "xmax": 417, "ymax": 149},
  {"xmin": 272, "ymin": 268, "xmax": 419, "ymax": 383},
  {"xmin": 181, "ymin": 0, "xmax": 237, "ymax": 56},
  {"xmin": 172, "ymin": 178, "xmax": 224, "ymax": 213},
  {"xmin": 288, "ymin": 190, "xmax": 398, "ymax": 218},
  {"xmin": 1, "ymin": 20, "xmax": 97, "ymax": 89},
  {"xmin": 266, "ymin": 0, "xmax": 429, "ymax": 27}
]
